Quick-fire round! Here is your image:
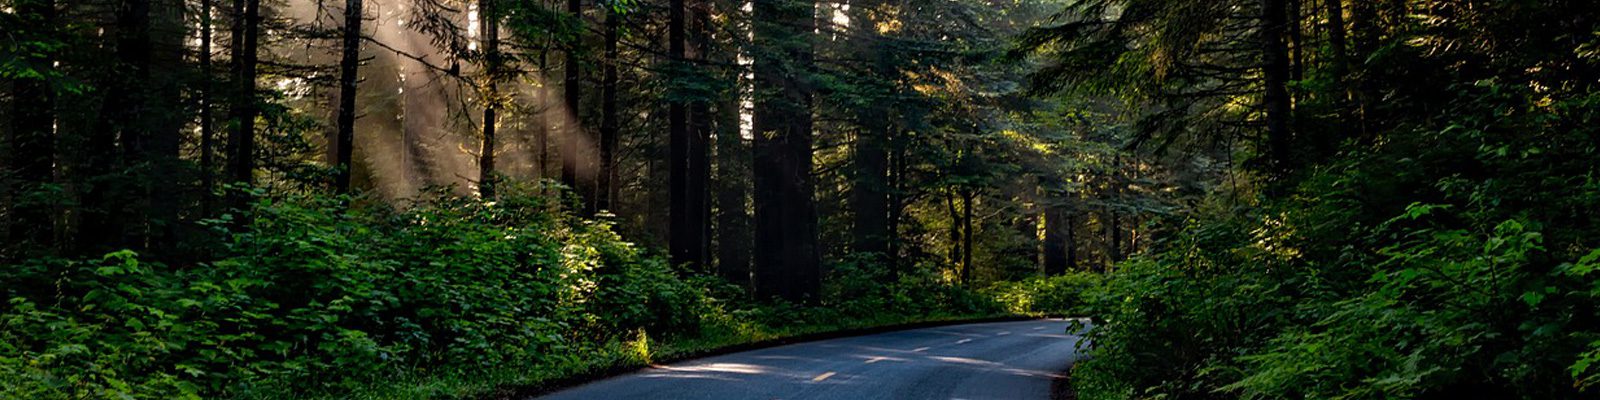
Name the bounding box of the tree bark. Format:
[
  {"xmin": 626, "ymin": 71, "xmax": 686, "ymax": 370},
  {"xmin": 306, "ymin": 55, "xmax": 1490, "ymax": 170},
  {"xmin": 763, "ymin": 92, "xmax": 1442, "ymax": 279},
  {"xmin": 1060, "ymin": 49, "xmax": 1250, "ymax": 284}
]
[
  {"xmin": 690, "ymin": 0, "xmax": 713, "ymax": 270},
  {"xmin": 1043, "ymin": 204, "xmax": 1066, "ymax": 275},
  {"xmin": 478, "ymin": 0, "xmax": 499, "ymax": 199},
  {"xmin": 598, "ymin": 7, "xmax": 619, "ymax": 212},
  {"xmin": 227, "ymin": 0, "xmax": 261, "ymax": 211},
  {"xmin": 960, "ymin": 190, "xmax": 974, "ymax": 284},
  {"xmin": 849, "ymin": 0, "xmax": 892, "ymax": 267},
  {"xmin": 199, "ymin": 0, "xmax": 217, "ymax": 215},
  {"xmin": 751, "ymin": 0, "xmax": 819, "ymax": 302},
  {"xmin": 561, "ymin": 0, "xmax": 582, "ymax": 204},
  {"xmin": 1324, "ymin": 0, "xmax": 1356, "ymax": 144},
  {"xmin": 1260, "ymin": 0, "xmax": 1293, "ymax": 173},
  {"xmin": 334, "ymin": 0, "xmax": 362, "ymax": 193},
  {"xmin": 669, "ymin": 0, "xmax": 694, "ymax": 267}
]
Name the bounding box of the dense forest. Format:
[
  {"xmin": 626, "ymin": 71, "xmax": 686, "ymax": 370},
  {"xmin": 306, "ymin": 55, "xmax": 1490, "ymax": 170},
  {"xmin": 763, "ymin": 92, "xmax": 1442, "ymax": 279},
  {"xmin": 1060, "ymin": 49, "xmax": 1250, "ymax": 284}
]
[{"xmin": 3, "ymin": 0, "xmax": 1598, "ymax": 398}]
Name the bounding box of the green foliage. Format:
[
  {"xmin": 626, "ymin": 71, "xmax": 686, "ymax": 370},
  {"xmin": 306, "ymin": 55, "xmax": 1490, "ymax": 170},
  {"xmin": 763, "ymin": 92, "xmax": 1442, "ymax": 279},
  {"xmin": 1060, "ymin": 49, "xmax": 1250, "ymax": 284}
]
[
  {"xmin": 1071, "ymin": 83, "xmax": 1600, "ymax": 398},
  {"xmin": 983, "ymin": 273, "xmax": 1104, "ymax": 315},
  {"xmin": 0, "ymin": 185, "xmax": 712, "ymax": 398}
]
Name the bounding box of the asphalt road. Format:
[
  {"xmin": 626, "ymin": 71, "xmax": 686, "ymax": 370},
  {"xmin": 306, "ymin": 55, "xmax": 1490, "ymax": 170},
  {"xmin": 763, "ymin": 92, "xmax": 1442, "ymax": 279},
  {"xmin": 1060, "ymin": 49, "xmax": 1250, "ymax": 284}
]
[{"xmin": 537, "ymin": 319, "xmax": 1087, "ymax": 400}]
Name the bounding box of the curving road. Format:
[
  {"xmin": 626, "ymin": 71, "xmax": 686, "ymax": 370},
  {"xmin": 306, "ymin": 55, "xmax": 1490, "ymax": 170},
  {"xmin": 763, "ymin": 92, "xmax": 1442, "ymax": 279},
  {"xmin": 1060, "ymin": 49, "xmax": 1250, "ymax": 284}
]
[{"xmin": 536, "ymin": 319, "xmax": 1087, "ymax": 400}]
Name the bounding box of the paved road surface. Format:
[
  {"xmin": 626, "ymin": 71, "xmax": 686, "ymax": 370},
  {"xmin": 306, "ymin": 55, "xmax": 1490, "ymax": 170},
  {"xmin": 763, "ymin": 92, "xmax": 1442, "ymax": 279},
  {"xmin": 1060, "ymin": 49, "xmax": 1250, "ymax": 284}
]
[{"xmin": 537, "ymin": 319, "xmax": 1086, "ymax": 400}]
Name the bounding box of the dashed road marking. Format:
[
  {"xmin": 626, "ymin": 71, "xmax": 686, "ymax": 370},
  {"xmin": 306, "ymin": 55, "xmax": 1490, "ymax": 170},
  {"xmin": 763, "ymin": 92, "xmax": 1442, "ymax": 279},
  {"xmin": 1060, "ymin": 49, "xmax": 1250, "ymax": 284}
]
[
  {"xmin": 812, "ymin": 371, "xmax": 837, "ymax": 382},
  {"xmin": 912, "ymin": 346, "xmax": 931, "ymax": 352},
  {"xmin": 956, "ymin": 338, "xmax": 973, "ymax": 344}
]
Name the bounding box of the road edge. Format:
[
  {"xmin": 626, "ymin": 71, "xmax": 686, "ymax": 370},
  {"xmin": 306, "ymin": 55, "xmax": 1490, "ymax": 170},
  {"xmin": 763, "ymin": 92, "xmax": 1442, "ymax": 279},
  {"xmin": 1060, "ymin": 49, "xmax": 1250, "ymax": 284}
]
[{"xmin": 487, "ymin": 314, "xmax": 1051, "ymax": 400}]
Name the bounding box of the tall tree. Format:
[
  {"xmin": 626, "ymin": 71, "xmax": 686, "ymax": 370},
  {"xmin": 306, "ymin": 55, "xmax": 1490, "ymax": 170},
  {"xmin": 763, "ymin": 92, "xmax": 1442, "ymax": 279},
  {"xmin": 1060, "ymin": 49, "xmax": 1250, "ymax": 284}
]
[
  {"xmin": 688, "ymin": 0, "xmax": 713, "ymax": 270},
  {"xmin": 333, "ymin": 0, "xmax": 363, "ymax": 193},
  {"xmin": 597, "ymin": 4, "xmax": 620, "ymax": 212},
  {"xmin": 560, "ymin": 0, "xmax": 582, "ymax": 204},
  {"xmin": 712, "ymin": 0, "xmax": 751, "ymax": 287},
  {"xmin": 751, "ymin": 0, "xmax": 820, "ymax": 302},
  {"xmin": 1043, "ymin": 201, "xmax": 1071, "ymax": 275},
  {"xmin": 1261, "ymin": 0, "xmax": 1293, "ymax": 172},
  {"xmin": 198, "ymin": 0, "xmax": 218, "ymax": 214},
  {"xmin": 227, "ymin": 0, "xmax": 262, "ymax": 209},
  {"xmin": 848, "ymin": 0, "xmax": 893, "ymax": 271},
  {"xmin": 668, "ymin": 0, "xmax": 692, "ymax": 266},
  {"xmin": 478, "ymin": 0, "xmax": 499, "ymax": 198}
]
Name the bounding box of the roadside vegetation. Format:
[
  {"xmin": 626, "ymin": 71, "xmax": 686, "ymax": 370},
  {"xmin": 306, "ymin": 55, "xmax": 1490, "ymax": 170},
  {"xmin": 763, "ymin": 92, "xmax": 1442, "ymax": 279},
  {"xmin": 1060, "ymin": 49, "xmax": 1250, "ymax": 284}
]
[
  {"xmin": 1015, "ymin": 1, "xmax": 1600, "ymax": 398},
  {"xmin": 0, "ymin": 185, "xmax": 1093, "ymax": 399}
]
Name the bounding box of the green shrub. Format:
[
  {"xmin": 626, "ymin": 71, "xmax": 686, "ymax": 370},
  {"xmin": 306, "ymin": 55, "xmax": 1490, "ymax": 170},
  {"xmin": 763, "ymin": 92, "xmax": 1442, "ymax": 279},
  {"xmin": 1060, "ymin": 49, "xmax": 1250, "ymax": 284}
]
[{"xmin": 0, "ymin": 184, "xmax": 712, "ymax": 398}]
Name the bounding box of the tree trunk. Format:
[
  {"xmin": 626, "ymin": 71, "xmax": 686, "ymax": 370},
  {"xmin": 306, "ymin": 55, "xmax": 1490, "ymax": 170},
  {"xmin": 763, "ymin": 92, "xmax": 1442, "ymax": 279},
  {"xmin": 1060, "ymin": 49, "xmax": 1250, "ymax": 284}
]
[
  {"xmin": 945, "ymin": 189, "xmax": 962, "ymax": 270},
  {"xmin": 690, "ymin": 0, "xmax": 713, "ymax": 270},
  {"xmin": 145, "ymin": 0, "xmax": 186, "ymax": 251},
  {"xmin": 961, "ymin": 190, "xmax": 975, "ymax": 284},
  {"xmin": 751, "ymin": 0, "xmax": 819, "ymax": 302},
  {"xmin": 1261, "ymin": 0, "xmax": 1293, "ymax": 173},
  {"xmin": 597, "ymin": 7, "xmax": 619, "ymax": 212},
  {"xmin": 1043, "ymin": 204, "xmax": 1066, "ymax": 275},
  {"xmin": 849, "ymin": 0, "xmax": 892, "ymax": 267},
  {"xmin": 560, "ymin": 0, "xmax": 582, "ymax": 204},
  {"xmin": 227, "ymin": 0, "xmax": 261, "ymax": 210},
  {"xmin": 1064, "ymin": 209, "xmax": 1077, "ymax": 271},
  {"xmin": 1324, "ymin": 0, "xmax": 1355, "ymax": 145},
  {"xmin": 7, "ymin": 0, "xmax": 56, "ymax": 248},
  {"xmin": 334, "ymin": 0, "xmax": 362, "ymax": 193},
  {"xmin": 669, "ymin": 0, "xmax": 694, "ymax": 267},
  {"xmin": 478, "ymin": 0, "xmax": 499, "ymax": 199},
  {"xmin": 713, "ymin": 91, "xmax": 750, "ymax": 288},
  {"xmin": 199, "ymin": 0, "xmax": 217, "ymax": 215},
  {"xmin": 1288, "ymin": 0, "xmax": 1304, "ymax": 85}
]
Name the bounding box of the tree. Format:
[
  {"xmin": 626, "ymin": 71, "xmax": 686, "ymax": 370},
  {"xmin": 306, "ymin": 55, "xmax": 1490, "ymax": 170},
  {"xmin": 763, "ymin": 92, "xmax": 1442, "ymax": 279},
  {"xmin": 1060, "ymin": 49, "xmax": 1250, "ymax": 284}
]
[
  {"xmin": 1261, "ymin": 0, "xmax": 1293, "ymax": 173},
  {"xmin": 561, "ymin": 0, "xmax": 582, "ymax": 205},
  {"xmin": 227, "ymin": 0, "xmax": 262, "ymax": 209},
  {"xmin": 597, "ymin": 3, "xmax": 620, "ymax": 212},
  {"xmin": 848, "ymin": 0, "xmax": 894, "ymax": 273},
  {"xmin": 478, "ymin": 0, "xmax": 500, "ymax": 198},
  {"xmin": 334, "ymin": 0, "xmax": 363, "ymax": 193},
  {"xmin": 751, "ymin": 0, "xmax": 820, "ymax": 302}
]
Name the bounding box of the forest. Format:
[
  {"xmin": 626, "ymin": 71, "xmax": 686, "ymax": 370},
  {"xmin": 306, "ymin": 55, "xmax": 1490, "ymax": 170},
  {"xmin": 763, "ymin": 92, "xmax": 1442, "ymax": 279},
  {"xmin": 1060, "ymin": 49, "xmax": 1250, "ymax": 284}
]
[{"xmin": 2, "ymin": 0, "xmax": 1598, "ymax": 398}]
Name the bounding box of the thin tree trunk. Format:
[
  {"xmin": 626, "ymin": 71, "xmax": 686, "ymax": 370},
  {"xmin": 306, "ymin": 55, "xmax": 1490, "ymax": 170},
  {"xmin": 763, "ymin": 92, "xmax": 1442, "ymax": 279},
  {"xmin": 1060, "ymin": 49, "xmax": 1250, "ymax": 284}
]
[
  {"xmin": 961, "ymin": 190, "xmax": 974, "ymax": 284},
  {"xmin": 946, "ymin": 188, "xmax": 962, "ymax": 269},
  {"xmin": 478, "ymin": 0, "xmax": 499, "ymax": 199},
  {"xmin": 1324, "ymin": 0, "xmax": 1355, "ymax": 146},
  {"xmin": 334, "ymin": 0, "xmax": 362, "ymax": 193},
  {"xmin": 561, "ymin": 0, "xmax": 582, "ymax": 202},
  {"xmin": 1288, "ymin": 0, "xmax": 1304, "ymax": 85},
  {"xmin": 199, "ymin": 0, "xmax": 216, "ymax": 215}
]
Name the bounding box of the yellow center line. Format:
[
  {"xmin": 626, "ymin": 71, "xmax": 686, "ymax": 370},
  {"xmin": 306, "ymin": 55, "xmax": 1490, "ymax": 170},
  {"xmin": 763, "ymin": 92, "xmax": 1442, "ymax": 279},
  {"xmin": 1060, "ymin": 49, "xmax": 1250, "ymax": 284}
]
[{"xmin": 812, "ymin": 371, "xmax": 837, "ymax": 382}]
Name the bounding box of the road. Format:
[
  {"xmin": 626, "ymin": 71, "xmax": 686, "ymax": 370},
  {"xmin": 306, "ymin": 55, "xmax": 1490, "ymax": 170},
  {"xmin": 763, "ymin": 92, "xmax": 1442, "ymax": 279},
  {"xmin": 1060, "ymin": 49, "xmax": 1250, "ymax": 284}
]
[{"xmin": 536, "ymin": 319, "xmax": 1086, "ymax": 400}]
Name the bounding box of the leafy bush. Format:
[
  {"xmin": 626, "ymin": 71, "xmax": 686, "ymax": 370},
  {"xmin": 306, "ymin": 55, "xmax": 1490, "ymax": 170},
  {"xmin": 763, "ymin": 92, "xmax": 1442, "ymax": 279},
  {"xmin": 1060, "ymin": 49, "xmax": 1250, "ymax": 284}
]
[
  {"xmin": 0, "ymin": 184, "xmax": 712, "ymax": 398},
  {"xmin": 1071, "ymin": 84, "xmax": 1600, "ymax": 399},
  {"xmin": 983, "ymin": 272, "xmax": 1104, "ymax": 315}
]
